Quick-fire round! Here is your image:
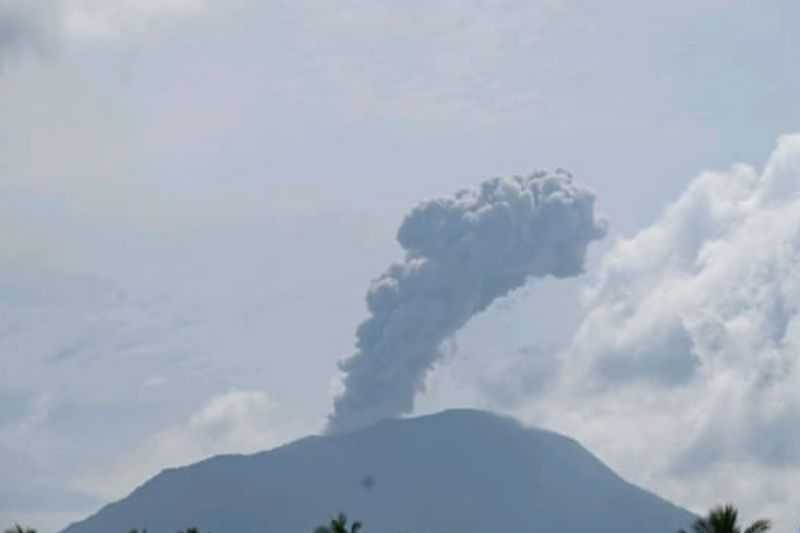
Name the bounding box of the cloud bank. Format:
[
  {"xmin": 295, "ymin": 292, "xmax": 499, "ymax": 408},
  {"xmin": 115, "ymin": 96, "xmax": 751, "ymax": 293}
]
[
  {"xmin": 565, "ymin": 134, "xmax": 800, "ymax": 472},
  {"xmin": 328, "ymin": 171, "xmax": 606, "ymax": 434}
]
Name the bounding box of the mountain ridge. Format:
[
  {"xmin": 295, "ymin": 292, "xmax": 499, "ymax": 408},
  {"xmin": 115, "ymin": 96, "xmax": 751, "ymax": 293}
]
[{"xmin": 62, "ymin": 409, "xmax": 694, "ymax": 533}]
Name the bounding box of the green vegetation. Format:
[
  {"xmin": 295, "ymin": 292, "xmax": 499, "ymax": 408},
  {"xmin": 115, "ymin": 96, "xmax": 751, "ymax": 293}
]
[
  {"xmin": 128, "ymin": 529, "xmax": 201, "ymax": 533},
  {"xmin": 4, "ymin": 526, "xmax": 36, "ymax": 533},
  {"xmin": 314, "ymin": 513, "xmax": 363, "ymax": 533},
  {"xmin": 6, "ymin": 505, "xmax": 774, "ymax": 533},
  {"xmin": 679, "ymin": 504, "xmax": 771, "ymax": 533}
]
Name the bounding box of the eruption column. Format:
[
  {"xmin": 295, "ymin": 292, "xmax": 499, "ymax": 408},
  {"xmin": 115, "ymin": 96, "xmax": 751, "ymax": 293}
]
[{"xmin": 327, "ymin": 171, "xmax": 606, "ymax": 434}]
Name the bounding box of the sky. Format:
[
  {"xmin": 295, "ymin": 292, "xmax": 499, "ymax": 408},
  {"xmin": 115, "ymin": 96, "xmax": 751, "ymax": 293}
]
[{"xmin": 1, "ymin": 0, "xmax": 800, "ymax": 531}]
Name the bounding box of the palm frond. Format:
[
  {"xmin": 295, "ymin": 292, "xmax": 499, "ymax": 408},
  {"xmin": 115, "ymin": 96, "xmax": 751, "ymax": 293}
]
[
  {"xmin": 691, "ymin": 517, "xmax": 715, "ymax": 533},
  {"xmin": 5, "ymin": 524, "xmax": 35, "ymax": 533},
  {"xmin": 682, "ymin": 503, "xmax": 771, "ymax": 533},
  {"xmin": 744, "ymin": 520, "xmax": 771, "ymax": 533}
]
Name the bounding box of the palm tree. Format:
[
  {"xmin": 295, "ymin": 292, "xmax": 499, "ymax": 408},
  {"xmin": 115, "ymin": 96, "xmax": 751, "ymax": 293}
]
[
  {"xmin": 314, "ymin": 513, "xmax": 363, "ymax": 533},
  {"xmin": 679, "ymin": 504, "xmax": 770, "ymax": 533},
  {"xmin": 130, "ymin": 527, "xmax": 200, "ymax": 533},
  {"xmin": 5, "ymin": 525, "xmax": 36, "ymax": 533}
]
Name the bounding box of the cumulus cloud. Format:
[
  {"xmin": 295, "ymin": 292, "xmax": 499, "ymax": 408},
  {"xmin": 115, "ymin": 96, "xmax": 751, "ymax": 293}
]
[
  {"xmin": 568, "ymin": 134, "xmax": 800, "ymax": 469},
  {"xmin": 145, "ymin": 389, "xmax": 279, "ymax": 467},
  {"xmin": 185, "ymin": 389, "xmax": 275, "ymax": 445},
  {"xmin": 77, "ymin": 390, "xmax": 279, "ymax": 502},
  {"xmin": 328, "ymin": 171, "xmax": 606, "ymax": 434}
]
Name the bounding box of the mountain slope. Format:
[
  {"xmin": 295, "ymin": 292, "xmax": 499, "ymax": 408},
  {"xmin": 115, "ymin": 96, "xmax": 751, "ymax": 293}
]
[{"xmin": 62, "ymin": 409, "xmax": 694, "ymax": 533}]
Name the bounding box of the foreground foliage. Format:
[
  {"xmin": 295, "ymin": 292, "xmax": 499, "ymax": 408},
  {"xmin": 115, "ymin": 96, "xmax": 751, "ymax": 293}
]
[
  {"xmin": 679, "ymin": 504, "xmax": 770, "ymax": 533},
  {"xmin": 314, "ymin": 513, "xmax": 363, "ymax": 533},
  {"xmin": 7, "ymin": 505, "xmax": 771, "ymax": 533},
  {"xmin": 5, "ymin": 526, "xmax": 36, "ymax": 533}
]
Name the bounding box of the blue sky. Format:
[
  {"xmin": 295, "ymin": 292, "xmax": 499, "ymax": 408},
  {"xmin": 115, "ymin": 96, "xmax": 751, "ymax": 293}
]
[{"xmin": 2, "ymin": 1, "xmax": 800, "ymax": 531}]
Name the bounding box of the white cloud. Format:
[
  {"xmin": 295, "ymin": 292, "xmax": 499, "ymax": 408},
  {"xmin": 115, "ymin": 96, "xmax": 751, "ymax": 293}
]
[
  {"xmin": 144, "ymin": 389, "xmax": 279, "ymax": 470},
  {"xmin": 186, "ymin": 389, "xmax": 275, "ymax": 445},
  {"xmin": 532, "ymin": 134, "xmax": 800, "ymax": 529},
  {"xmin": 77, "ymin": 390, "xmax": 280, "ymax": 502}
]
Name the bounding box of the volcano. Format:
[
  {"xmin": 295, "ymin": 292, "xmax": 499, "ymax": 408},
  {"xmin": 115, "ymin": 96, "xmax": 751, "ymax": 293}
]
[{"xmin": 62, "ymin": 409, "xmax": 694, "ymax": 533}]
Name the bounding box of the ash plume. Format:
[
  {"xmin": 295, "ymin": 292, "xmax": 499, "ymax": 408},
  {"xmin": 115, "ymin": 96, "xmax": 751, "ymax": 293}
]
[{"xmin": 327, "ymin": 170, "xmax": 606, "ymax": 434}]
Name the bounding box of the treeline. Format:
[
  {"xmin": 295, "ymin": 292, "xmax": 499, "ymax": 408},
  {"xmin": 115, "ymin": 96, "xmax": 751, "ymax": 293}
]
[{"xmin": 5, "ymin": 504, "xmax": 772, "ymax": 533}]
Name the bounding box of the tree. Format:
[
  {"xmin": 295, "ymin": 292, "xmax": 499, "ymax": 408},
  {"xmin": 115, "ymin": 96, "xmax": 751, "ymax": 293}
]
[
  {"xmin": 5, "ymin": 526, "xmax": 36, "ymax": 533},
  {"xmin": 679, "ymin": 504, "xmax": 770, "ymax": 533},
  {"xmin": 314, "ymin": 513, "xmax": 363, "ymax": 533},
  {"xmin": 128, "ymin": 527, "xmax": 200, "ymax": 533}
]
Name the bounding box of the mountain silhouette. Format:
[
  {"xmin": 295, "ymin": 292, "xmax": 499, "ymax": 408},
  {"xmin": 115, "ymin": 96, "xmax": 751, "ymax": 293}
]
[{"xmin": 62, "ymin": 409, "xmax": 694, "ymax": 533}]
